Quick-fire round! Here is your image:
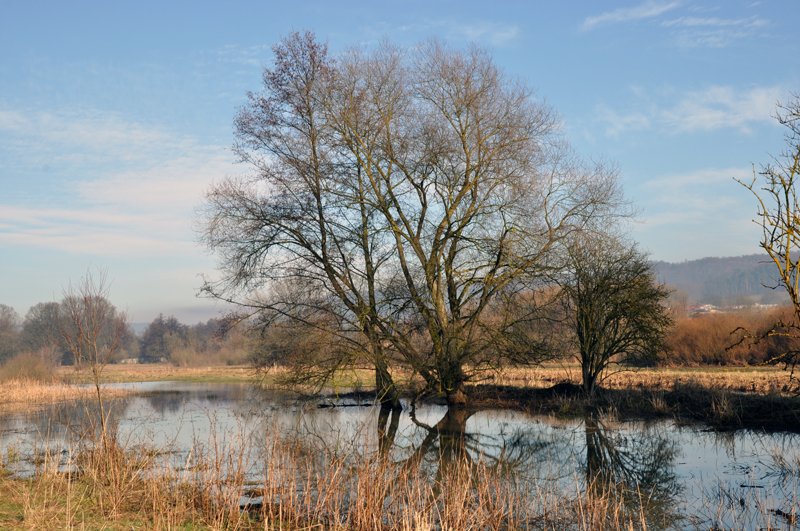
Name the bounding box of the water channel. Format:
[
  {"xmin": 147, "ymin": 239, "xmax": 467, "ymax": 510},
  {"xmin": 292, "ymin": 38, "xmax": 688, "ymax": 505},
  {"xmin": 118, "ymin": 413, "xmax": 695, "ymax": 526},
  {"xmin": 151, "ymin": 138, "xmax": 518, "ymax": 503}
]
[{"xmin": 1, "ymin": 381, "xmax": 799, "ymax": 530}]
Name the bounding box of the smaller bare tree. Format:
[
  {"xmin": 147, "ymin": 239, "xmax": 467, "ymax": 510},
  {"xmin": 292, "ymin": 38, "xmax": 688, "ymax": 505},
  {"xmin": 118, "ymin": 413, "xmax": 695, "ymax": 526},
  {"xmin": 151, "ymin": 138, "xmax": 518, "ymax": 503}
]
[
  {"xmin": 735, "ymin": 93, "xmax": 800, "ymax": 381},
  {"xmin": 58, "ymin": 270, "xmax": 128, "ymax": 441},
  {"xmin": 562, "ymin": 239, "xmax": 672, "ymax": 397}
]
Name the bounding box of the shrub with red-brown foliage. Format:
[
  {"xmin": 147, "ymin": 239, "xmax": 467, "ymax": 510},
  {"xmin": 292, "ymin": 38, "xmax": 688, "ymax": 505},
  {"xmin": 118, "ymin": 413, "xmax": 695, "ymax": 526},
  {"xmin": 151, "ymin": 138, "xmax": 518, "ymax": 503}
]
[{"xmin": 666, "ymin": 306, "xmax": 800, "ymax": 366}]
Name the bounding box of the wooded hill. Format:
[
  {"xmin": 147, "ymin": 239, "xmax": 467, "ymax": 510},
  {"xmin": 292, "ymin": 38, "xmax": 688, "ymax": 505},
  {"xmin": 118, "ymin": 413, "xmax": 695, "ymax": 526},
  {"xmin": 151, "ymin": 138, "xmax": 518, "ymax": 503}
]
[{"xmin": 653, "ymin": 254, "xmax": 789, "ymax": 305}]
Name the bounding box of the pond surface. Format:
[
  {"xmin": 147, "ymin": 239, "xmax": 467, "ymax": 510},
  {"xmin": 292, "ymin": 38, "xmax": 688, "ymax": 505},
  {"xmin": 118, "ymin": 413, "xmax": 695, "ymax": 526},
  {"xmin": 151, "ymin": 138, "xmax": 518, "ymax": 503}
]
[{"xmin": 1, "ymin": 381, "xmax": 799, "ymax": 530}]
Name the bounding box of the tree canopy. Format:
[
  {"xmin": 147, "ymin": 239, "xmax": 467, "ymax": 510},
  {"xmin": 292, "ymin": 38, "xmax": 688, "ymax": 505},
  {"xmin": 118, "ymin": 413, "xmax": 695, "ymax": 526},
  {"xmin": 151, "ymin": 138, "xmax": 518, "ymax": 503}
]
[{"xmin": 200, "ymin": 32, "xmax": 629, "ymax": 406}]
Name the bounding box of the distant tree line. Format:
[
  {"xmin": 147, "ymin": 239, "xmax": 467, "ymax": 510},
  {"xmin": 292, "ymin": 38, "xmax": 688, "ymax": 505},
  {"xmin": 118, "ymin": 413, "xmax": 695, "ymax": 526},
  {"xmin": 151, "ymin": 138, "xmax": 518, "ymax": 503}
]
[
  {"xmin": 0, "ymin": 301, "xmax": 137, "ymax": 366},
  {"xmin": 0, "ymin": 301, "xmax": 247, "ymax": 369},
  {"xmin": 137, "ymin": 313, "xmax": 248, "ymax": 365}
]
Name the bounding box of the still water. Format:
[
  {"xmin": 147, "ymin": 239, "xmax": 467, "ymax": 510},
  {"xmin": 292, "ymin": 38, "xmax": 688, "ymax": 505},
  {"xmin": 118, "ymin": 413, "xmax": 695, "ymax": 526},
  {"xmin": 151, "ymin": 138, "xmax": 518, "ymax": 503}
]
[{"xmin": 1, "ymin": 382, "xmax": 799, "ymax": 529}]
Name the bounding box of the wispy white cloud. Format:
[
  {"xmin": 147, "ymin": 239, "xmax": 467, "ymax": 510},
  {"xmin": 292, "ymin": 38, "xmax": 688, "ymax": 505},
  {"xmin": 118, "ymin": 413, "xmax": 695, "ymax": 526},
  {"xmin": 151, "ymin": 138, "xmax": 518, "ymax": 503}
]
[
  {"xmin": 76, "ymin": 150, "xmax": 232, "ymax": 211},
  {"xmin": 581, "ymin": 1, "xmax": 680, "ymax": 31},
  {"xmin": 596, "ymin": 85, "xmax": 784, "ymax": 137},
  {"xmin": 595, "ymin": 105, "xmax": 651, "ymax": 138},
  {"xmin": 687, "ymin": 5, "xmax": 721, "ymax": 13},
  {"xmin": 581, "ymin": 2, "xmax": 768, "ymax": 47},
  {"xmin": 0, "ymin": 109, "xmax": 27, "ymax": 131},
  {"xmin": 0, "ymin": 106, "xmax": 234, "ymax": 256},
  {"xmin": 662, "ymin": 15, "xmax": 766, "ymax": 27},
  {"xmin": 0, "ymin": 204, "xmax": 192, "ymax": 255},
  {"xmin": 0, "ymin": 229, "xmax": 186, "ymax": 256},
  {"xmin": 445, "ymin": 21, "xmax": 520, "ymax": 46},
  {"xmin": 0, "ymin": 107, "xmax": 186, "ymax": 172},
  {"xmin": 662, "ymin": 85, "xmax": 782, "ymax": 133},
  {"xmin": 643, "ymin": 166, "xmax": 751, "ymax": 193},
  {"xmin": 662, "ymin": 15, "xmax": 768, "ymax": 47},
  {"xmin": 671, "ymin": 29, "xmax": 757, "ymax": 48},
  {"xmin": 0, "ymin": 194, "xmax": 212, "ymax": 257},
  {"xmin": 362, "ymin": 19, "xmax": 520, "ymax": 46}
]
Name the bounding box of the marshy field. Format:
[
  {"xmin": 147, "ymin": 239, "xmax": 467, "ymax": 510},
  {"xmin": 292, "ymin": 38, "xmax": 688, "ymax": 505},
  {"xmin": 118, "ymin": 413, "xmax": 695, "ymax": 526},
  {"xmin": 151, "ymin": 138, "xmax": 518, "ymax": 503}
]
[{"xmin": 1, "ymin": 364, "xmax": 800, "ymax": 531}]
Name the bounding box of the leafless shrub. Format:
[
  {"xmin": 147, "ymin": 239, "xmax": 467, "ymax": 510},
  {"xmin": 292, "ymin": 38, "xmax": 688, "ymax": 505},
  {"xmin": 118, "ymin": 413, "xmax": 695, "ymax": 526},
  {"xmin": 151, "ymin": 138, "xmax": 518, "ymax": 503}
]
[
  {"xmin": 667, "ymin": 307, "xmax": 800, "ymax": 366},
  {"xmin": 0, "ymin": 347, "xmax": 60, "ymax": 382}
]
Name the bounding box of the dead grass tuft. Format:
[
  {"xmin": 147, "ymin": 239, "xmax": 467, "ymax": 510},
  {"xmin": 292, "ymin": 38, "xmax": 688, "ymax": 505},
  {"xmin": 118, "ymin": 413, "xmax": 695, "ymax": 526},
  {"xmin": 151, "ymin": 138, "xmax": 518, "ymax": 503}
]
[
  {"xmin": 494, "ymin": 364, "xmax": 790, "ymax": 395},
  {"xmin": 0, "ymin": 379, "xmax": 129, "ymax": 414}
]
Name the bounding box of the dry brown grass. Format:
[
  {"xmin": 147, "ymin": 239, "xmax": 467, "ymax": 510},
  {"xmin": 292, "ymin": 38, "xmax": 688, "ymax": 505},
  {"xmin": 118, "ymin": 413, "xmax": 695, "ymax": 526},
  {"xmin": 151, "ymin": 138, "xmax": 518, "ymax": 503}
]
[
  {"xmin": 58, "ymin": 363, "xmax": 255, "ymax": 384},
  {"xmin": 491, "ymin": 364, "xmax": 792, "ymax": 394},
  {"xmin": 79, "ymin": 362, "xmax": 421, "ymax": 391},
  {"xmin": 0, "ymin": 379, "xmax": 130, "ymax": 414},
  {"xmin": 62, "ymin": 361, "xmax": 795, "ymax": 399}
]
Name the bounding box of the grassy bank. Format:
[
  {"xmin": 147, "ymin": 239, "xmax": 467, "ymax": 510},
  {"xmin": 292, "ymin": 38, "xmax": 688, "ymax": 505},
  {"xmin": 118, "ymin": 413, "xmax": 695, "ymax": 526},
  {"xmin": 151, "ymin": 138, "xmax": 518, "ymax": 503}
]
[
  {"xmin": 60, "ymin": 363, "xmax": 394, "ymax": 389},
  {"xmin": 467, "ymin": 380, "xmax": 800, "ymax": 431},
  {"xmin": 52, "ymin": 362, "xmax": 795, "ymax": 393},
  {"xmin": 0, "ymin": 379, "xmax": 131, "ymax": 414},
  {"xmin": 59, "ymin": 364, "xmax": 256, "ymax": 384},
  {"xmin": 490, "ymin": 364, "xmax": 791, "ymax": 394}
]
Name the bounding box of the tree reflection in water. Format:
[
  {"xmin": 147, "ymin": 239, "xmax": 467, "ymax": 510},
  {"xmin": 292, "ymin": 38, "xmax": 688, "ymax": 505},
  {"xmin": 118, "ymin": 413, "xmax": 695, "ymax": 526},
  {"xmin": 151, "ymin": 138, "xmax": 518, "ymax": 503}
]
[
  {"xmin": 399, "ymin": 405, "xmax": 555, "ymax": 477},
  {"xmin": 376, "ymin": 404, "xmax": 400, "ymax": 458},
  {"xmin": 362, "ymin": 404, "xmax": 561, "ymax": 527},
  {"xmin": 0, "ymin": 385, "xmax": 693, "ymax": 528},
  {"xmin": 369, "ymin": 407, "xmax": 685, "ymax": 528},
  {"xmin": 245, "ymin": 403, "xmax": 686, "ymax": 529},
  {"xmin": 584, "ymin": 415, "xmax": 683, "ymax": 529}
]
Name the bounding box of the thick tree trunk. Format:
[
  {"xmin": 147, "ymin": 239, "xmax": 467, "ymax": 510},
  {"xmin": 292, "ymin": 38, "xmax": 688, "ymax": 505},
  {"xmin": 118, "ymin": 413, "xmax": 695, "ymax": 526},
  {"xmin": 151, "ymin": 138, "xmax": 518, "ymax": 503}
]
[
  {"xmin": 445, "ymin": 383, "xmax": 467, "ymax": 407},
  {"xmin": 377, "ymin": 404, "xmax": 401, "ymax": 457},
  {"xmin": 582, "ymin": 364, "xmax": 598, "ymax": 397},
  {"xmin": 436, "ymin": 408, "xmax": 470, "ymax": 460},
  {"xmin": 375, "ymin": 361, "xmax": 400, "ymax": 408},
  {"xmin": 441, "ymin": 339, "xmax": 468, "ymax": 407}
]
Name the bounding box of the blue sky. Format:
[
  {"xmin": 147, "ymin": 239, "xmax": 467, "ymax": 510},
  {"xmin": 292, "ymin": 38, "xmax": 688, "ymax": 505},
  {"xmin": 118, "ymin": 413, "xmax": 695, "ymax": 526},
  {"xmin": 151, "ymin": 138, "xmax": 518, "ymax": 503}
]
[{"xmin": 1, "ymin": 0, "xmax": 798, "ymax": 322}]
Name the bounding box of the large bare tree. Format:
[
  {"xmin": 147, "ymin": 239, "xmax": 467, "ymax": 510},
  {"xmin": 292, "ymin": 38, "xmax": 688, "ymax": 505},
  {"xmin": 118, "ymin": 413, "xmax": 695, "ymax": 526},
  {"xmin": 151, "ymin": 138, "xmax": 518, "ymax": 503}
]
[
  {"xmin": 200, "ymin": 32, "xmax": 627, "ymax": 406},
  {"xmin": 200, "ymin": 32, "xmax": 403, "ymax": 406}
]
